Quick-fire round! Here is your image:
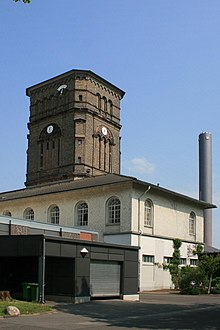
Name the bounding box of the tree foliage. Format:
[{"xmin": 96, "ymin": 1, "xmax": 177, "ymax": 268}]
[
  {"xmin": 198, "ymin": 254, "xmax": 220, "ymax": 294},
  {"xmin": 164, "ymin": 239, "xmax": 182, "ymax": 289},
  {"xmin": 13, "ymin": 0, "xmax": 31, "ymax": 3},
  {"xmin": 179, "ymin": 266, "xmax": 207, "ymax": 295}
]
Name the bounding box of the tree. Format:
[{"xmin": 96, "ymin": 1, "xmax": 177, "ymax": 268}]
[
  {"xmin": 164, "ymin": 239, "xmax": 182, "ymax": 289},
  {"xmin": 179, "ymin": 266, "xmax": 207, "ymax": 295},
  {"xmin": 198, "ymin": 254, "xmax": 220, "ymax": 294},
  {"xmin": 13, "ymin": 0, "xmax": 31, "ymax": 3}
]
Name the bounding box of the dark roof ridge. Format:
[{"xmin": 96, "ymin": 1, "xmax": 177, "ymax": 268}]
[{"xmin": 0, "ymin": 173, "xmax": 216, "ymax": 209}]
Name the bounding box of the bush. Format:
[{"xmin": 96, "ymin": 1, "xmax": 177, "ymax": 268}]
[
  {"xmin": 179, "ymin": 266, "xmax": 208, "ymax": 295},
  {"xmin": 211, "ymin": 277, "xmax": 220, "ymax": 294}
]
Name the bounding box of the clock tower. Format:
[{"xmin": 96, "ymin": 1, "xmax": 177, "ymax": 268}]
[{"xmin": 25, "ymin": 70, "xmax": 125, "ymax": 187}]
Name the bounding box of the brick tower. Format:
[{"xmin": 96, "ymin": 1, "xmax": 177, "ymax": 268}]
[{"xmin": 25, "ymin": 70, "xmax": 125, "ymax": 186}]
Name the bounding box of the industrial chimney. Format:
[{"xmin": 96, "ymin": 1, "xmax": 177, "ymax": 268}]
[{"xmin": 198, "ymin": 132, "xmax": 212, "ymax": 246}]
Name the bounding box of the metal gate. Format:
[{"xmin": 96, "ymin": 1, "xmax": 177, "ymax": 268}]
[{"xmin": 90, "ymin": 261, "xmax": 121, "ymax": 297}]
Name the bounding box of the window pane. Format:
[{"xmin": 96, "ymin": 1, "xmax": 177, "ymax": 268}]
[
  {"xmin": 25, "ymin": 208, "xmax": 34, "ymax": 221},
  {"xmin": 164, "ymin": 257, "xmax": 173, "ymax": 264},
  {"xmin": 189, "ymin": 212, "xmax": 196, "ymax": 235},
  {"xmin": 108, "ymin": 198, "xmax": 120, "ymax": 224},
  {"xmin": 49, "ymin": 206, "xmax": 59, "ymax": 224},
  {"xmin": 143, "ymin": 255, "xmax": 154, "ymax": 263},
  {"xmin": 77, "ymin": 203, "xmax": 88, "ymax": 226},
  {"xmin": 144, "ymin": 200, "xmax": 153, "ymax": 227}
]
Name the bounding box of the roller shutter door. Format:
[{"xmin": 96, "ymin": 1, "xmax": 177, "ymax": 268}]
[{"xmin": 90, "ymin": 261, "xmax": 121, "ymax": 297}]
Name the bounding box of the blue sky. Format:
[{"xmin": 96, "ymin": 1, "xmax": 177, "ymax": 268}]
[{"xmin": 1, "ymin": 0, "xmax": 220, "ymax": 247}]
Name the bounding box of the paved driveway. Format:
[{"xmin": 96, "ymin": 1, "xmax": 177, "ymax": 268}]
[{"xmin": 0, "ymin": 293, "xmax": 220, "ymax": 329}]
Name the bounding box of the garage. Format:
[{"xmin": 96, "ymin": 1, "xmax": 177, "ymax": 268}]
[
  {"xmin": 90, "ymin": 261, "xmax": 121, "ymax": 297},
  {"xmin": 0, "ymin": 235, "xmax": 139, "ymax": 303}
]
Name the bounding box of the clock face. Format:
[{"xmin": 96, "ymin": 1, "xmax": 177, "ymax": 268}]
[
  {"xmin": 102, "ymin": 127, "xmax": 107, "ymax": 136},
  {"xmin": 47, "ymin": 125, "xmax": 54, "ymax": 134}
]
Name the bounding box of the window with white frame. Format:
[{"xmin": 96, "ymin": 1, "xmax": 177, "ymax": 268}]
[
  {"xmin": 190, "ymin": 259, "xmax": 198, "ymax": 266},
  {"xmin": 48, "ymin": 205, "xmax": 59, "ymax": 224},
  {"xmin": 181, "ymin": 258, "xmax": 187, "ymax": 265},
  {"xmin": 164, "ymin": 256, "xmax": 173, "ymax": 264},
  {"xmin": 143, "ymin": 255, "xmax": 155, "ymax": 263},
  {"xmin": 144, "ymin": 199, "xmax": 153, "ymax": 227},
  {"xmin": 24, "ymin": 208, "xmax": 34, "ymax": 221},
  {"xmin": 107, "ymin": 197, "xmax": 120, "ymax": 224},
  {"xmin": 76, "ymin": 202, "xmax": 88, "ymax": 226},
  {"xmin": 189, "ymin": 212, "xmax": 196, "ymax": 235}
]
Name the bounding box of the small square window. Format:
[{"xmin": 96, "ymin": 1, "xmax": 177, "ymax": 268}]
[
  {"xmin": 79, "ymin": 95, "xmax": 83, "ymax": 101},
  {"xmin": 143, "ymin": 255, "xmax": 154, "ymax": 263},
  {"xmin": 78, "ymin": 139, "xmax": 83, "ymax": 145},
  {"xmin": 190, "ymin": 259, "xmax": 197, "ymax": 266},
  {"xmin": 181, "ymin": 258, "xmax": 186, "ymax": 265},
  {"xmin": 164, "ymin": 257, "xmax": 173, "ymax": 264},
  {"xmin": 77, "ymin": 157, "xmax": 82, "ymax": 164}
]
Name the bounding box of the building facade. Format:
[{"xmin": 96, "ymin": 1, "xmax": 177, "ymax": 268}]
[{"xmin": 0, "ymin": 174, "xmax": 214, "ymax": 291}]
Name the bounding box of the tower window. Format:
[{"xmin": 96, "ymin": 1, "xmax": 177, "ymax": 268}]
[
  {"xmin": 96, "ymin": 93, "xmax": 101, "ymax": 110},
  {"xmin": 77, "ymin": 157, "xmax": 82, "ymax": 164},
  {"xmin": 79, "ymin": 95, "xmax": 83, "ymax": 101},
  {"xmin": 109, "ymin": 100, "xmax": 113, "ymax": 115},
  {"xmin": 38, "ymin": 124, "xmax": 61, "ymax": 171},
  {"xmin": 103, "ymin": 96, "xmax": 107, "ymax": 112}
]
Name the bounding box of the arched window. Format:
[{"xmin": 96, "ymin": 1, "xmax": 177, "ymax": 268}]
[
  {"xmin": 76, "ymin": 202, "xmax": 88, "ymax": 226},
  {"xmin": 24, "ymin": 208, "xmax": 34, "ymax": 221},
  {"xmin": 189, "ymin": 212, "xmax": 196, "ymax": 235},
  {"xmin": 103, "ymin": 96, "xmax": 107, "ymax": 112},
  {"xmin": 107, "ymin": 197, "xmax": 120, "ymax": 224},
  {"xmin": 144, "ymin": 199, "xmax": 153, "ymax": 227},
  {"xmin": 108, "ymin": 100, "xmax": 113, "ymax": 115},
  {"xmin": 96, "ymin": 93, "xmax": 101, "ymax": 110},
  {"xmin": 48, "ymin": 205, "xmax": 59, "ymax": 224},
  {"xmin": 39, "ymin": 124, "xmax": 61, "ymax": 171},
  {"xmin": 3, "ymin": 210, "xmax": 12, "ymax": 217}
]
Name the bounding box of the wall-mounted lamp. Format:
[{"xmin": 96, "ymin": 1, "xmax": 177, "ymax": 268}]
[{"xmin": 80, "ymin": 247, "xmax": 89, "ymax": 258}]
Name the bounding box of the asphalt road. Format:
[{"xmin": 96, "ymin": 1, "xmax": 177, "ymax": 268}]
[{"xmin": 0, "ymin": 293, "xmax": 220, "ymax": 329}]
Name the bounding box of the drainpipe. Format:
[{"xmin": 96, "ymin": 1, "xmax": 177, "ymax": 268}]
[
  {"xmin": 38, "ymin": 236, "xmax": 46, "ymax": 303},
  {"xmin": 137, "ymin": 186, "xmax": 151, "ymax": 291}
]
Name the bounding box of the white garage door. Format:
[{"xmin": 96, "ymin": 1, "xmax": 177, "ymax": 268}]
[{"xmin": 90, "ymin": 261, "xmax": 121, "ymax": 297}]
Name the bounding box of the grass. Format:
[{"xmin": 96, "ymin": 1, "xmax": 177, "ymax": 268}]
[{"xmin": 0, "ymin": 300, "xmax": 53, "ymax": 316}]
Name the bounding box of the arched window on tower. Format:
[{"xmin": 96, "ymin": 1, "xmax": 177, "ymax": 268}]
[
  {"xmin": 108, "ymin": 100, "xmax": 113, "ymax": 116},
  {"xmin": 103, "ymin": 96, "xmax": 107, "ymax": 113},
  {"xmin": 96, "ymin": 93, "xmax": 101, "ymax": 110},
  {"xmin": 95, "ymin": 126, "xmax": 114, "ymax": 173},
  {"xmin": 39, "ymin": 124, "xmax": 61, "ymax": 171}
]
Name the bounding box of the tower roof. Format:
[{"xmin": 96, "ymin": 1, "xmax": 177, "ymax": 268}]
[{"xmin": 26, "ymin": 69, "xmax": 125, "ymax": 99}]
